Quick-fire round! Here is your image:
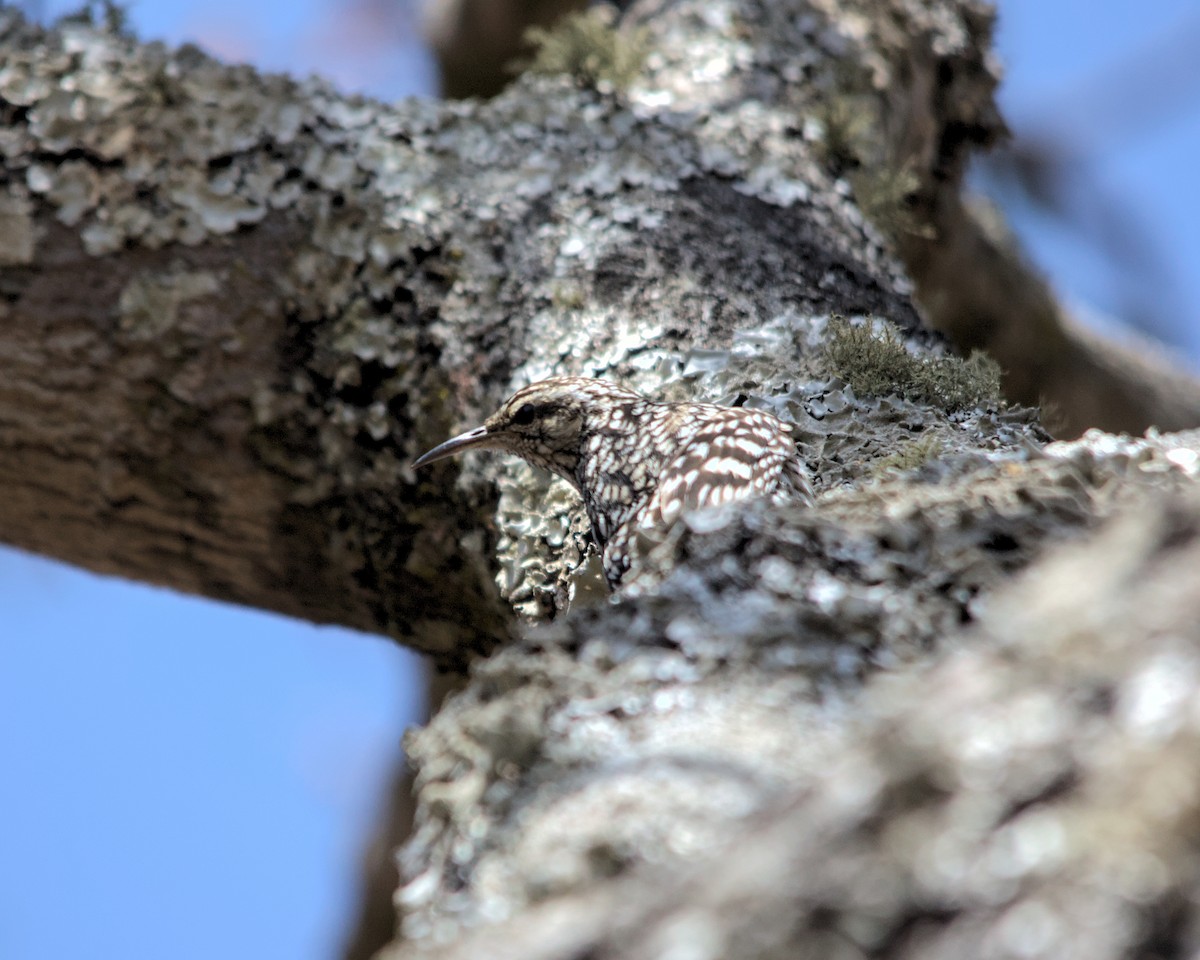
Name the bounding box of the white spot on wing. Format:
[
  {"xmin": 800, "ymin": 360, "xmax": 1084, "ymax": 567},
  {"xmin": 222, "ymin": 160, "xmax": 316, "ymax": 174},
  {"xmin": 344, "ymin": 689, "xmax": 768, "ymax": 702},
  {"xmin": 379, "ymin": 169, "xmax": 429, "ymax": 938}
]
[{"xmin": 639, "ymin": 408, "xmax": 810, "ymax": 529}]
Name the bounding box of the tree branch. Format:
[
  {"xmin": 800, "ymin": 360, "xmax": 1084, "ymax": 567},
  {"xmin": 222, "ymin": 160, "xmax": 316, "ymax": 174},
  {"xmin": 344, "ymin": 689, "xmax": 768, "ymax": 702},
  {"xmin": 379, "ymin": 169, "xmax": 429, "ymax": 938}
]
[
  {"xmin": 0, "ymin": 2, "xmax": 920, "ymax": 660},
  {"xmin": 6, "ymin": 3, "xmax": 1200, "ymax": 957}
]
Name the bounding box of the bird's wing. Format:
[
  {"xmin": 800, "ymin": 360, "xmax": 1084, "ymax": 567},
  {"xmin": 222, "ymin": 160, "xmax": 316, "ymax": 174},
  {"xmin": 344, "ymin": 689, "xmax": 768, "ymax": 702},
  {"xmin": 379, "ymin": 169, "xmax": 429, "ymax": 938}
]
[{"xmin": 640, "ymin": 410, "xmax": 804, "ymax": 529}]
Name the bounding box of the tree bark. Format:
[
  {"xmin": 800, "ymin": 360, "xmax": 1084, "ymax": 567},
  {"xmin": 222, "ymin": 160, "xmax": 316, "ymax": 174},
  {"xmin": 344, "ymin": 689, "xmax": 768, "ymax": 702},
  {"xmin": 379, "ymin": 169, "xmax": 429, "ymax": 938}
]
[
  {"xmin": 0, "ymin": 2, "xmax": 916, "ymax": 666},
  {"xmin": 392, "ymin": 425, "xmax": 1200, "ymax": 956},
  {"xmin": 4, "ymin": 3, "xmax": 1200, "ymax": 959}
]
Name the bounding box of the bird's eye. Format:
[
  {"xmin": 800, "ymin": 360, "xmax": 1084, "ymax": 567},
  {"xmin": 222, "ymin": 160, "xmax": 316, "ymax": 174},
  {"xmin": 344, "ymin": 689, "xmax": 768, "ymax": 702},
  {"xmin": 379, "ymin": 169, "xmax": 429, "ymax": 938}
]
[{"xmin": 512, "ymin": 403, "xmax": 538, "ymax": 425}]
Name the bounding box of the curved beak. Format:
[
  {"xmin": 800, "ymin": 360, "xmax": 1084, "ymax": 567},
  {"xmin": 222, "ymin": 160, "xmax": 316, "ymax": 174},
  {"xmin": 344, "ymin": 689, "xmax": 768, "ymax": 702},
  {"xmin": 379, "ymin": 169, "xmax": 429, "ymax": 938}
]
[{"xmin": 413, "ymin": 425, "xmax": 494, "ymax": 468}]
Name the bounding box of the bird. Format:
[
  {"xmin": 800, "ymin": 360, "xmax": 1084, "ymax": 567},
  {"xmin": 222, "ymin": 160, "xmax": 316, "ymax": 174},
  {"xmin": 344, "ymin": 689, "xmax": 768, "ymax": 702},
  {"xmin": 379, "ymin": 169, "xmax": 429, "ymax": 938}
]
[{"xmin": 413, "ymin": 377, "xmax": 814, "ymax": 587}]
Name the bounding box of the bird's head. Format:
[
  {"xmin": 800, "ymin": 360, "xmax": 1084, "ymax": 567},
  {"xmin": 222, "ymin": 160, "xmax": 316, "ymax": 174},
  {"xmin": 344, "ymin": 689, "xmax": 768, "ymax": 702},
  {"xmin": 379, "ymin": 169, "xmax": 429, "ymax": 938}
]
[{"xmin": 413, "ymin": 377, "xmax": 643, "ymax": 480}]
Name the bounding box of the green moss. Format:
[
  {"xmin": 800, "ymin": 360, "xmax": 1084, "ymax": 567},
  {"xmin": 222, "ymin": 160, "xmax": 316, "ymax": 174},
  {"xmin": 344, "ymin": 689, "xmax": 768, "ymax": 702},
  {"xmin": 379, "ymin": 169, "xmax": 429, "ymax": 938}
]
[
  {"xmin": 811, "ymin": 92, "xmax": 877, "ymax": 174},
  {"xmin": 827, "ymin": 317, "xmax": 1002, "ymax": 412},
  {"xmin": 871, "ymin": 434, "xmax": 944, "ymax": 477},
  {"xmin": 523, "ymin": 6, "xmax": 650, "ymax": 92},
  {"xmin": 549, "ymin": 281, "xmax": 586, "ymax": 310},
  {"xmin": 806, "ymin": 62, "xmax": 932, "ymax": 241},
  {"xmin": 849, "ymin": 162, "xmax": 933, "ymax": 241}
]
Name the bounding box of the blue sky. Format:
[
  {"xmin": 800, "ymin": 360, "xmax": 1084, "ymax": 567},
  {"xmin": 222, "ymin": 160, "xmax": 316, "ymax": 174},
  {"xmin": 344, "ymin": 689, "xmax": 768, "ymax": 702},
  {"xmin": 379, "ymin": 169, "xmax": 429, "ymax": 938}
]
[
  {"xmin": 2, "ymin": 2, "xmax": 1199, "ymax": 959},
  {"xmin": 0, "ymin": 548, "xmax": 423, "ymax": 959},
  {"xmin": 991, "ymin": 0, "xmax": 1200, "ymax": 355}
]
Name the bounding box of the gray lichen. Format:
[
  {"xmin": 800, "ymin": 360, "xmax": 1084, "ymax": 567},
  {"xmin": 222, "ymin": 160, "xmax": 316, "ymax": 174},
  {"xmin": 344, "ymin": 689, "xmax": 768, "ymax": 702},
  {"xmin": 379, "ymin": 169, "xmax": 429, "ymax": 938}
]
[
  {"xmin": 9, "ymin": 1, "xmax": 1178, "ymax": 956},
  {"xmin": 0, "ymin": 0, "xmax": 1008, "ymax": 655},
  {"xmin": 398, "ymin": 429, "xmax": 1200, "ymax": 942},
  {"xmin": 493, "ymin": 303, "xmax": 1031, "ymax": 617}
]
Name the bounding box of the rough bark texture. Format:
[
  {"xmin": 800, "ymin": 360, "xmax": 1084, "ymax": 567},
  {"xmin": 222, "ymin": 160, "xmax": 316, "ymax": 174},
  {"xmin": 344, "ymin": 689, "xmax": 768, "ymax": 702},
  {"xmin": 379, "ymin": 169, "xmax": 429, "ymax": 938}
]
[
  {"xmin": 4, "ymin": 3, "xmax": 1200, "ymax": 960},
  {"xmin": 0, "ymin": 1, "xmax": 917, "ymax": 665},
  {"xmin": 391, "ymin": 467, "xmax": 1200, "ymax": 959},
  {"xmin": 393, "ymin": 428, "xmax": 1200, "ymax": 956},
  {"xmin": 425, "ymin": 0, "xmax": 1200, "ymax": 439}
]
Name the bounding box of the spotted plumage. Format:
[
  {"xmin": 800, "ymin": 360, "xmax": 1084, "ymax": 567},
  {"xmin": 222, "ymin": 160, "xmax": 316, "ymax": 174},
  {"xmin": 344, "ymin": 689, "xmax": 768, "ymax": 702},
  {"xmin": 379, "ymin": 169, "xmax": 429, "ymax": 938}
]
[{"xmin": 414, "ymin": 377, "xmax": 814, "ymax": 587}]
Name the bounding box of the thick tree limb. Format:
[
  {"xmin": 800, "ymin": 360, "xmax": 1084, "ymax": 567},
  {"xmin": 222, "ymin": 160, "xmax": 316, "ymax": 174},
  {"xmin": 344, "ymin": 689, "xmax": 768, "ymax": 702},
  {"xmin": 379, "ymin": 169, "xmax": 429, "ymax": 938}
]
[
  {"xmin": 394, "ymin": 430, "xmax": 1200, "ymax": 947},
  {"xmin": 6, "ymin": 2, "xmax": 1200, "ymax": 958},
  {"xmin": 425, "ymin": 0, "xmax": 1200, "ymax": 438},
  {"xmin": 388, "ymin": 434, "xmax": 1200, "ymax": 959},
  {"xmin": 0, "ymin": 3, "xmax": 920, "ymax": 663}
]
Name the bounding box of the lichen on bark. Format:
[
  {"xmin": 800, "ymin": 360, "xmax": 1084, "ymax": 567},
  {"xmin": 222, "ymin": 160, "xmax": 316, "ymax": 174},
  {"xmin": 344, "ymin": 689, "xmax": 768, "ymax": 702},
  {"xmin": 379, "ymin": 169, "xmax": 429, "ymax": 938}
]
[{"xmin": 4, "ymin": 3, "xmax": 1200, "ymax": 958}]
